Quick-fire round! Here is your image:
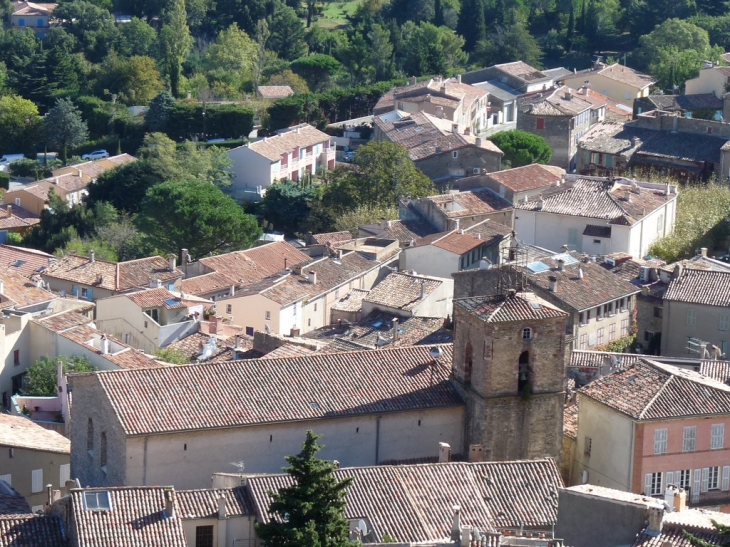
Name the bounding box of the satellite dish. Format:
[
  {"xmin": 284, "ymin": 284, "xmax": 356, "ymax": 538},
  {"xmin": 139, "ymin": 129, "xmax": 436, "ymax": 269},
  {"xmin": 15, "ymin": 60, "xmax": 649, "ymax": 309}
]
[
  {"xmin": 429, "ymin": 346, "xmax": 442, "ymax": 360},
  {"xmin": 265, "ymin": 324, "xmax": 271, "ymax": 334},
  {"xmin": 357, "ymin": 519, "xmax": 367, "ymax": 536}
]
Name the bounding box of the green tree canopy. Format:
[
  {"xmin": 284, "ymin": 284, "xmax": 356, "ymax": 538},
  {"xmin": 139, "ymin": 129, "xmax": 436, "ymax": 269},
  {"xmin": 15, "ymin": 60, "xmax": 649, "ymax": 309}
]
[
  {"xmin": 255, "ymin": 431, "xmax": 354, "ymax": 547},
  {"xmin": 114, "ymin": 16, "xmax": 158, "ymax": 57},
  {"xmin": 93, "ymin": 53, "xmax": 163, "ymax": 105},
  {"xmin": 145, "ymin": 90, "xmax": 176, "ymax": 132},
  {"xmin": 44, "ymin": 98, "xmax": 89, "ymax": 164},
  {"xmin": 137, "ymin": 179, "xmax": 262, "ymax": 257},
  {"xmin": 268, "ymin": 5, "xmax": 308, "ymax": 61},
  {"xmin": 160, "ymin": 0, "xmax": 193, "ymax": 97},
  {"xmin": 0, "ymin": 95, "xmax": 42, "ymax": 155},
  {"xmin": 260, "ymin": 179, "xmax": 321, "ymax": 235},
  {"xmin": 488, "ymin": 130, "xmax": 552, "ymax": 167},
  {"xmin": 22, "ymin": 355, "xmax": 95, "ymax": 396},
  {"xmin": 290, "ymin": 54, "xmax": 342, "ymax": 92},
  {"xmin": 684, "ymin": 518, "xmax": 730, "ymax": 546}
]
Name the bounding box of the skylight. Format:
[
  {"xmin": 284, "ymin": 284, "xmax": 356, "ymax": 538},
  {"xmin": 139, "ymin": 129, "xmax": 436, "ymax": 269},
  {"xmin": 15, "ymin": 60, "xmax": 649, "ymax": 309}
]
[
  {"xmin": 551, "ymin": 253, "xmax": 578, "ymax": 265},
  {"xmin": 526, "ymin": 261, "xmax": 550, "ymax": 273},
  {"xmin": 11, "ymin": 260, "xmax": 25, "ymax": 268},
  {"xmin": 163, "ymin": 298, "xmax": 179, "ymax": 307},
  {"xmin": 83, "ymin": 491, "xmax": 111, "ymax": 511},
  {"xmin": 530, "ymin": 302, "xmax": 542, "ymax": 310}
]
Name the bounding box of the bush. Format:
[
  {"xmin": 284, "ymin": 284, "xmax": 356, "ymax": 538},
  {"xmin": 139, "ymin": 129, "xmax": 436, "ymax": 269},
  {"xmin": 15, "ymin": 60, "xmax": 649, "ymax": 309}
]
[
  {"xmin": 0, "ymin": 171, "xmax": 9, "ymax": 190},
  {"xmin": 8, "ymin": 159, "xmax": 55, "ymax": 179},
  {"xmin": 165, "ymin": 104, "xmax": 254, "ymax": 141}
]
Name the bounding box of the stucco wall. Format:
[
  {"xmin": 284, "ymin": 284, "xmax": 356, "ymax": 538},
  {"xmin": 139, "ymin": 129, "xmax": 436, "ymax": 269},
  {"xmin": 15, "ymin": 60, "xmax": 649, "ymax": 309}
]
[
  {"xmin": 686, "ymin": 68, "xmax": 728, "ymax": 99},
  {"xmin": 228, "ymin": 146, "xmax": 275, "ymax": 191},
  {"xmin": 661, "ymin": 299, "xmax": 730, "ymax": 357},
  {"xmin": 571, "ymin": 397, "xmax": 634, "ymax": 490},
  {"xmin": 0, "ymin": 445, "xmax": 69, "ymax": 509},
  {"xmin": 415, "ymin": 145, "xmax": 502, "ymax": 181},
  {"xmin": 0, "ymin": 315, "xmax": 31, "ymax": 403},
  {"xmin": 121, "ymin": 407, "xmax": 464, "ymax": 489},
  {"xmin": 182, "ymin": 516, "xmax": 256, "ymax": 547}
]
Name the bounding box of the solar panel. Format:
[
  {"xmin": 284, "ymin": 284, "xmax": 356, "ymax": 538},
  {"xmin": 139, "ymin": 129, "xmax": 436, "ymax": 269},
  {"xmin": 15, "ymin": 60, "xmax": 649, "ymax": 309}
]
[{"xmin": 526, "ymin": 261, "xmax": 550, "ymax": 273}]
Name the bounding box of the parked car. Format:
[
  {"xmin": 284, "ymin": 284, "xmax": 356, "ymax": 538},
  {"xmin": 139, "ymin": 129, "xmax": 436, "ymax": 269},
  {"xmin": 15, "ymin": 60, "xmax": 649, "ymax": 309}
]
[
  {"xmin": 342, "ymin": 151, "xmax": 355, "ymax": 163},
  {"xmin": 82, "ymin": 150, "xmax": 110, "ymax": 160}
]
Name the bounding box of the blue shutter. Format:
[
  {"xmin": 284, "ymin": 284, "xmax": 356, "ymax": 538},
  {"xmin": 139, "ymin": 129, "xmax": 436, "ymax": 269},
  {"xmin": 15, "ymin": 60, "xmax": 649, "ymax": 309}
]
[
  {"xmin": 73, "ymin": 285, "xmax": 79, "ymax": 298},
  {"xmin": 86, "ymin": 288, "xmax": 93, "ymax": 301}
]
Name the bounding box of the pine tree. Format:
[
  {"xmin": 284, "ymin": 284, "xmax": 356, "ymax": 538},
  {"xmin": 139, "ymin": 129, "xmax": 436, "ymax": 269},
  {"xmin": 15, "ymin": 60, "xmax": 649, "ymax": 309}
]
[
  {"xmin": 566, "ymin": 2, "xmax": 575, "ymax": 50},
  {"xmin": 434, "ymin": 0, "xmax": 444, "ymax": 26},
  {"xmin": 255, "ymin": 431, "xmax": 355, "ymax": 547},
  {"xmin": 578, "ymin": 0, "xmax": 586, "ymax": 33}
]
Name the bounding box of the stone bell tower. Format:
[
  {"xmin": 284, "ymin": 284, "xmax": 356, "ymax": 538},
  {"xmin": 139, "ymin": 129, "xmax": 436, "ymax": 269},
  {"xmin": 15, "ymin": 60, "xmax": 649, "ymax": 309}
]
[{"xmin": 452, "ymin": 288, "xmax": 569, "ymax": 462}]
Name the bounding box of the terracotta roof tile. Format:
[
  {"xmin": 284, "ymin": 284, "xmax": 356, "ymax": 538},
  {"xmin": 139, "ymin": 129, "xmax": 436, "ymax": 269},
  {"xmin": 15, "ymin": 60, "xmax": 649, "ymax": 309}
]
[
  {"xmin": 67, "ymin": 487, "xmax": 187, "ymax": 547},
  {"xmin": 0, "ymin": 204, "xmax": 39, "ymax": 230},
  {"xmin": 164, "ymin": 331, "xmax": 249, "ymax": 363},
  {"xmin": 494, "ymin": 61, "xmax": 550, "ymax": 83},
  {"xmin": 59, "ymin": 324, "xmax": 161, "ymax": 370},
  {"xmin": 455, "ymin": 292, "xmax": 567, "ymax": 322},
  {"xmin": 583, "ymin": 224, "xmax": 611, "ymax": 238},
  {"xmin": 175, "ymin": 487, "xmax": 253, "ymax": 518},
  {"xmin": 595, "ymin": 63, "xmax": 655, "ymax": 89},
  {"xmin": 423, "ymin": 189, "xmax": 512, "ymax": 218},
  {"xmin": 520, "ymin": 86, "xmax": 595, "ymax": 116},
  {"xmin": 564, "ymin": 396, "xmax": 579, "ymax": 440},
  {"xmin": 485, "ymin": 164, "xmax": 565, "ymax": 193},
  {"xmin": 79, "ymin": 344, "xmax": 459, "ymax": 436},
  {"xmin": 581, "ymin": 359, "xmax": 730, "ymax": 420},
  {"xmin": 364, "ymin": 272, "xmax": 442, "ymax": 311},
  {"xmin": 239, "ymin": 124, "xmax": 331, "ymax": 162},
  {"xmin": 260, "ymin": 343, "xmax": 315, "ymax": 359},
  {"xmin": 664, "ymin": 269, "xmax": 730, "ymax": 306},
  {"xmin": 34, "ymin": 310, "xmax": 93, "ymax": 332},
  {"xmin": 11, "ymin": 1, "xmax": 57, "ymax": 16},
  {"xmin": 309, "ymin": 231, "xmax": 353, "ymax": 246},
  {"xmin": 180, "ymin": 271, "xmax": 233, "ymax": 297},
  {"xmin": 0, "ymin": 266, "xmax": 55, "ymax": 309},
  {"xmin": 257, "ymin": 85, "xmax": 294, "ymax": 99},
  {"xmin": 121, "ymin": 287, "xmax": 188, "ymax": 310},
  {"xmin": 331, "ymin": 288, "xmax": 370, "ymax": 312},
  {"xmin": 0, "ymin": 413, "xmax": 70, "ymax": 453},
  {"xmin": 0, "ymin": 244, "xmax": 53, "ymax": 278},
  {"xmin": 199, "ymin": 242, "xmax": 309, "ymax": 286},
  {"xmin": 0, "ymin": 514, "xmax": 66, "ymax": 546}
]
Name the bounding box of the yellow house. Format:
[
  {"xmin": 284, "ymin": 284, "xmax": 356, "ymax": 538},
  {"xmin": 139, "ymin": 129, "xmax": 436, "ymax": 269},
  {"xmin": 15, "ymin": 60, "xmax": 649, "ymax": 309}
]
[{"xmin": 562, "ymin": 62, "xmax": 655, "ymax": 107}]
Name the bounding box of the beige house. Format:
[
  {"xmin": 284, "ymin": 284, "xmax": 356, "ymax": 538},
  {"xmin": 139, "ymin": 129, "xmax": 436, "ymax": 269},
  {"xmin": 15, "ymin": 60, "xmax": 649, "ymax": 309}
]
[
  {"xmin": 661, "ymin": 268, "xmax": 730, "ymax": 358},
  {"xmin": 95, "ymin": 288, "xmax": 212, "ymax": 352},
  {"xmin": 42, "ymin": 253, "xmax": 183, "ymax": 303},
  {"xmin": 0, "ymin": 413, "xmax": 69, "ymax": 511},
  {"xmin": 360, "ymin": 271, "xmax": 453, "ymax": 319},
  {"xmin": 10, "ymin": 1, "xmax": 57, "ymax": 37},
  {"xmin": 68, "ymin": 344, "xmax": 463, "ymax": 489},
  {"xmin": 0, "ymin": 203, "xmax": 39, "ymax": 235},
  {"xmin": 468, "ymin": 163, "xmax": 566, "ymax": 204},
  {"xmin": 406, "ymin": 189, "xmax": 513, "ymax": 233},
  {"xmin": 685, "ymin": 65, "xmax": 730, "ymax": 98},
  {"xmin": 561, "ymin": 62, "xmax": 655, "ymax": 107}
]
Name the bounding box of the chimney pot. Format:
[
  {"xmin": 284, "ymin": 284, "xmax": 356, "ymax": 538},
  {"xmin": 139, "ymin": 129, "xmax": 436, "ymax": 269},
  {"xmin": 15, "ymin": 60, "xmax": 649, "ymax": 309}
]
[
  {"xmin": 308, "ymin": 270, "xmax": 317, "ymax": 284},
  {"xmin": 452, "ymin": 123, "xmax": 459, "ymax": 134},
  {"xmin": 438, "ymin": 442, "xmax": 451, "ymax": 463},
  {"xmin": 700, "ymin": 247, "xmax": 708, "ymax": 257},
  {"xmin": 217, "ymin": 496, "xmax": 227, "ymax": 519},
  {"xmin": 168, "ymin": 254, "xmax": 177, "ymax": 272},
  {"xmin": 164, "ymin": 489, "xmax": 175, "ymax": 518},
  {"xmin": 549, "ymin": 275, "xmax": 558, "ymax": 292},
  {"xmin": 556, "ymin": 259, "xmax": 564, "ymax": 271},
  {"xmin": 230, "ymin": 285, "xmax": 235, "ymax": 296},
  {"xmin": 6, "ymin": 205, "xmax": 11, "ymax": 217},
  {"xmin": 89, "ymin": 250, "xmax": 95, "ymax": 263}
]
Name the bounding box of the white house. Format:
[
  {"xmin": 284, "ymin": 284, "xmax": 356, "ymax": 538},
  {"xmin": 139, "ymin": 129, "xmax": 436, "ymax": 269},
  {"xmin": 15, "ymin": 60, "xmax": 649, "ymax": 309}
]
[
  {"xmin": 514, "ymin": 175, "xmax": 677, "ymax": 258},
  {"xmin": 226, "ymin": 124, "xmax": 335, "ymax": 201}
]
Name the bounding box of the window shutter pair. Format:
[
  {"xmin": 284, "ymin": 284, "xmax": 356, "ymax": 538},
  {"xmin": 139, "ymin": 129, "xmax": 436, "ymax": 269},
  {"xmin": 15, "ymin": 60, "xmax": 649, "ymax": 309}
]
[{"xmin": 644, "ymin": 473, "xmax": 652, "ymax": 496}]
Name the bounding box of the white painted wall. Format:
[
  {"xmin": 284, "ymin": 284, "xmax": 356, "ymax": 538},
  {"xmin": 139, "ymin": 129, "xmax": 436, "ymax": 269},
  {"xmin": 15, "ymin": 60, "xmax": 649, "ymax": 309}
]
[
  {"xmin": 686, "ymin": 68, "xmax": 729, "ymax": 98},
  {"xmin": 227, "ymin": 146, "xmax": 275, "ymax": 191},
  {"xmin": 0, "ymin": 315, "xmax": 31, "ymax": 401},
  {"xmin": 400, "ymin": 246, "xmax": 460, "ymax": 279}
]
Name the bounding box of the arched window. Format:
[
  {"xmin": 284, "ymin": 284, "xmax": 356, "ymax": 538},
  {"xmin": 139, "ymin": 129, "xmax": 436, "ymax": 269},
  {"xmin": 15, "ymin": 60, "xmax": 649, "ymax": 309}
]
[
  {"xmin": 100, "ymin": 432, "xmax": 107, "ymax": 467},
  {"xmin": 518, "ymin": 351, "xmax": 530, "ymax": 393},
  {"xmin": 87, "ymin": 418, "xmax": 94, "ymax": 451},
  {"xmin": 463, "ymin": 342, "xmax": 473, "ymax": 384}
]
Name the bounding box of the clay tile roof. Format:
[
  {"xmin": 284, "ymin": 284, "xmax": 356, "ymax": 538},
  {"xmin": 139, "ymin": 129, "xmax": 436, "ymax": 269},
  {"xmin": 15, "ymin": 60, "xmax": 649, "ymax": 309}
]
[
  {"xmin": 175, "ymin": 487, "xmax": 253, "ymax": 519},
  {"xmin": 0, "ymin": 514, "xmax": 66, "ymax": 546},
  {"xmin": 0, "ymin": 267, "xmax": 54, "ymax": 309},
  {"xmin": 523, "ymin": 255, "xmax": 639, "ymax": 312},
  {"xmin": 455, "ymin": 292, "xmax": 568, "ymax": 322},
  {"xmin": 11, "ymin": 1, "xmax": 57, "ymax": 16},
  {"xmin": 581, "ymin": 359, "xmax": 730, "ymax": 420},
  {"xmin": 117, "ymin": 256, "xmax": 182, "ymax": 291},
  {"xmin": 165, "ymin": 331, "xmax": 251, "ymax": 363},
  {"xmin": 0, "ymin": 204, "xmax": 39, "ymax": 230},
  {"xmin": 564, "ymin": 396, "xmax": 579, "ymax": 439},
  {"xmin": 257, "ymin": 85, "xmax": 294, "ymax": 99},
  {"xmin": 597, "ymin": 63, "xmax": 656, "ymax": 89},
  {"xmin": 58, "ymin": 324, "xmax": 160, "ymax": 370},
  {"xmin": 11, "ymin": 184, "xmax": 48, "ymax": 200},
  {"xmin": 494, "ymin": 61, "xmax": 549, "ymax": 82},
  {"xmin": 485, "ymin": 164, "xmax": 565, "ymax": 193},
  {"xmin": 83, "ymin": 344, "xmax": 459, "ymax": 436},
  {"xmin": 248, "ymin": 459, "xmax": 562, "ymax": 541},
  {"xmin": 121, "ymin": 287, "xmax": 187, "ymax": 309},
  {"xmin": 0, "ymin": 413, "xmax": 70, "ymax": 453},
  {"xmin": 242, "ymin": 124, "xmax": 331, "ymax": 162},
  {"xmin": 632, "ymin": 527, "xmax": 721, "ymax": 547},
  {"xmin": 260, "ymin": 343, "xmax": 315, "ymax": 359},
  {"xmin": 35, "ymin": 310, "xmax": 92, "ymax": 332},
  {"xmin": 331, "ymin": 288, "xmax": 370, "ymax": 312},
  {"xmin": 310, "ymin": 231, "xmax": 353, "ymax": 246},
  {"xmin": 199, "ymin": 242, "xmax": 309, "ymax": 286},
  {"xmin": 520, "ymin": 86, "xmax": 594, "ymax": 116},
  {"xmin": 701, "ymin": 361, "xmax": 730, "ymax": 384},
  {"xmin": 180, "ymin": 271, "xmax": 234, "ymax": 296},
  {"xmin": 39, "ymin": 173, "xmax": 88, "ymax": 193},
  {"xmin": 0, "ymin": 481, "xmax": 31, "ymax": 515},
  {"xmin": 67, "ymin": 487, "xmax": 187, "ymax": 547},
  {"xmin": 664, "ymin": 269, "xmax": 730, "ymax": 306},
  {"xmin": 0, "ymin": 244, "xmax": 52, "ymax": 278},
  {"xmin": 425, "ymin": 189, "xmax": 512, "ymax": 218},
  {"xmin": 364, "ymin": 272, "xmax": 442, "ymax": 311}
]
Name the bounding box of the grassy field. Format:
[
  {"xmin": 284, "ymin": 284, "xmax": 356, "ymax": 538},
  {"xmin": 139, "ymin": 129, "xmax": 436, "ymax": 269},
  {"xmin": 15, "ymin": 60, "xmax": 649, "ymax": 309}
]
[{"xmin": 318, "ymin": 0, "xmax": 360, "ymax": 29}]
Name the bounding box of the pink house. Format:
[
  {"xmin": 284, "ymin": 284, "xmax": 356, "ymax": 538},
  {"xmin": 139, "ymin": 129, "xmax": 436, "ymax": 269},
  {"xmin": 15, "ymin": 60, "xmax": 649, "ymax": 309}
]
[{"xmin": 572, "ymin": 359, "xmax": 730, "ymax": 507}]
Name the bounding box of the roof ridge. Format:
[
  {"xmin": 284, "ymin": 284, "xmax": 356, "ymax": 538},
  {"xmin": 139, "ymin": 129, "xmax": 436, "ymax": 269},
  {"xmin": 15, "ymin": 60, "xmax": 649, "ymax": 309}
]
[{"xmin": 637, "ymin": 366, "xmax": 673, "ymax": 420}]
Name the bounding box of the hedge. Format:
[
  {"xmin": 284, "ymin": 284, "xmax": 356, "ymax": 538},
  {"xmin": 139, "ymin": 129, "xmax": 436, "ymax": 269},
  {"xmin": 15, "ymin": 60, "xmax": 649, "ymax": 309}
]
[{"xmin": 165, "ymin": 104, "xmax": 254, "ymax": 142}]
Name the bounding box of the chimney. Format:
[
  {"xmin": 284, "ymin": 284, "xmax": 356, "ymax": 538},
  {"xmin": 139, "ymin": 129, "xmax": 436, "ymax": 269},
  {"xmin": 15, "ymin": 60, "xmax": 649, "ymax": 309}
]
[
  {"xmin": 460, "ymin": 526, "xmax": 472, "ymax": 547},
  {"xmin": 438, "ymin": 442, "xmax": 451, "ymax": 463},
  {"xmin": 457, "ymin": 74, "xmax": 462, "ymax": 83},
  {"xmin": 436, "ymin": 105, "xmax": 444, "ymax": 118},
  {"xmin": 217, "ymin": 496, "xmax": 227, "ymax": 519},
  {"xmin": 631, "ymin": 136, "xmax": 642, "ymax": 148},
  {"xmin": 578, "ymin": 267, "xmax": 584, "ymax": 280},
  {"xmin": 452, "ymin": 123, "xmax": 459, "ymax": 134},
  {"xmin": 234, "ymin": 334, "xmax": 241, "ymax": 349},
  {"xmin": 290, "ymin": 327, "xmax": 301, "ymax": 337},
  {"xmin": 168, "ymin": 254, "xmax": 176, "ymax": 272},
  {"xmin": 392, "ymin": 317, "xmax": 399, "ymax": 342},
  {"xmin": 475, "ymin": 137, "xmax": 482, "ymax": 147},
  {"xmin": 410, "ymin": 76, "xmax": 417, "ymax": 85},
  {"xmin": 6, "ymin": 205, "xmax": 11, "ymax": 218},
  {"xmin": 556, "ymin": 259, "xmax": 564, "ymax": 271},
  {"xmin": 451, "ymin": 505, "xmax": 461, "ymax": 541},
  {"xmin": 537, "ymin": 195, "xmax": 544, "ymax": 210},
  {"xmin": 469, "ymin": 444, "xmax": 484, "ymax": 462},
  {"xmin": 646, "ymin": 506, "xmax": 664, "ymax": 536},
  {"xmin": 89, "ymin": 250, "xmax": 95, "ymax": 263},
  {"xmin": 464, "ymin": 127, "xmax": 471, "ymax": 136},
  {"xmin": 672, "ymin": 263, "xmax": 683, "ymax": 280},
  {"xmin": 0, "ymin": 280, "xmax": 5, "ymax": 294},
  {"xmin": 181, "ymin": 249, "xmax": 189, "ymax": 268},
  {"xmin": 564, "ymin": 89, "xmax": 572, "ymax": 100},
  {"xmin": 308, "ymin": 270, "xmax": 317, "ymax": 284},
  {"xmin": 150, "ymin": 278, "xmax": 162, "ymax": 288},
  {"xmin": 380, "ymin": 217, "xmax": 388, "ymax": 230},
  {"xmin": 230, "ymin": 285, "xmax": 235, "ymax": 296},
  {"xmin": 164, "ymin": 488, "xmax": 175, "ymax": 518},
  {"xmin": 100, "ymin": 334, "xmax": 109, "ymax": 355},
  {"xmin": 210, "ymin": 318, "xmax": 217, "ymax": 334},
  {"xmin": 700, "ymin": 247, "xmax": 708, "ymax": 257},
  {"xmin": 420, "ymin": 279, "xmax": 426, "ymax": 299},
  {"xmin": 549, "ymin": 275, "xmax": 558, "ymax": 292}
]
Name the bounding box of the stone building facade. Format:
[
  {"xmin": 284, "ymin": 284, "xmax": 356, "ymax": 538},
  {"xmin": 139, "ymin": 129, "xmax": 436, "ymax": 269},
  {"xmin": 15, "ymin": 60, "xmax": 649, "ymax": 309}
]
[{"xmin": 452, "ymin": 291, "xmax": 569, "ymax": 461}]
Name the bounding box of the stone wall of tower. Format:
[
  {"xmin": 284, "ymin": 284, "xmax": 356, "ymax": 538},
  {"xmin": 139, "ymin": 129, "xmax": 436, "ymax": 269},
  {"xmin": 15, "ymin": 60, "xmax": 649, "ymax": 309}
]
[{"xmin": 452, "ymin": 299, "xmax": 567, "ymax": 462}]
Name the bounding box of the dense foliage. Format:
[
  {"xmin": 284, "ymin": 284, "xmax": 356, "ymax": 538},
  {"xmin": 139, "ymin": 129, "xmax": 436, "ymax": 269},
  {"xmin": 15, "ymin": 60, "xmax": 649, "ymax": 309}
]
[
  {"xmin": 488, "ymin": 130, "xmax": 552, "ymax": 167},
  {"xmin": 255, "ymin": 431, "xmax": 354, "ymax": 547},
  {"xmin": 22, "ymin": 355, "xmax": 95, "ymax": 396}
]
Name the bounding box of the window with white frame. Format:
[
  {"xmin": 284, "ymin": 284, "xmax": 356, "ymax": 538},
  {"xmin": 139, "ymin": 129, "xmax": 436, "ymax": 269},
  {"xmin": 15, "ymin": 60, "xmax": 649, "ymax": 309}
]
[
  {"xmin": 621, "ymin": 318, "xmax": 630, "ymax": 337},
  {"xmin": 522, "ymin": 327, "xmax": 532, "ymax": 341},
  {"xmin": 580, "ymin": 333, "xmax": 588, "ymax": 349},
  {"xmin": 654, "ymin": 428, "xmax": 668, "ymax": 454},
  {"xmin": 597, "ymin": 328, "xmax": 604, "ymax": 346},
  {"xmin": 609, "ymin": 323, "xmax": 616, "ymax": 341},
  {"xmin": 31, "ymin": 469, "xmax": 43, "ymax": 493},
  {"xmin": 687, "ymin": 309, "xmax": 697, "ymax": 326},
  {"xmin": 712, "ymin": 424, "xmax": 725, "ymax": 449},
  {"xmin": 648, "ymin": 472, "xmax": 663, "ymax": 496},
  {"xmin": 678, "ymin": 469, "xmax": 692, "ymax": 489},
  {"xmin": 720, "ymin": 313, "xmax": 730, "ymax": 332},
  {"xmin": 683, "ymin": 426, "xmax": 696, "ymax": 452},
  {"xmin": 709, "ymin": 466, "xmax": 720, "ymax": 490}
]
